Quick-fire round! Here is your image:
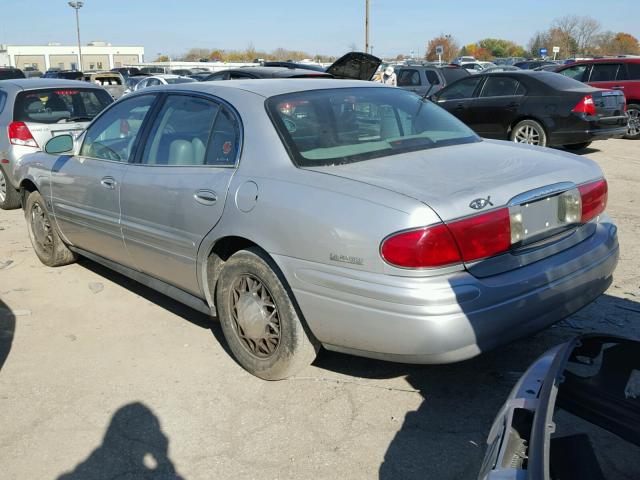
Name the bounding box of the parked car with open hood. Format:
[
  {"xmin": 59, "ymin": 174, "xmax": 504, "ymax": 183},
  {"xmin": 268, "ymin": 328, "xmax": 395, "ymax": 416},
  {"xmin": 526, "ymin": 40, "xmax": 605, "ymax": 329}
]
[
  {"xmin": 0, "ymin": 78, "xmax": 113, "ymax": 209},
  {"xmin": 430, "ymin": 71, "xmax": 628, "ymax": 150},
  {"xmin": 202, "ymin": 52, "xmax": 380, "ymax": 82},
  {"xmin": 15, "ymin": 79, "xmax": 617, "ymax": 380}
]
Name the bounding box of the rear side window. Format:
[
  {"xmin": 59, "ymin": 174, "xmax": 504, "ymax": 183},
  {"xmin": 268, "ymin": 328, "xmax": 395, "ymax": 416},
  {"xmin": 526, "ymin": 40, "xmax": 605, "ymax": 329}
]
[
  {"xmin": 13, "ymin": 88, "xmax": 113, "ymax": 124},
  {"xmin": 397, "ymin": 69, "xmax": 421, "ymax": 87},
  {"xmin": 141, "ymin": 95, "xmax": 240, "ymax": 167},
  {"xmin": 441, "ymin": 68, "xmax": 470, "ymax": 83},
  {"xmin": 626, "ymin": 63, "xmax": 640, "ymax": 80},
  {"xmin": 425, "ymin": 70, "xmax": 440, "ymax": 85},
  {"xmin": 0, "ymin": 90, "xmax": 6, "ymax": 113},
  {"xmin": 480, "ymin": 77, "xmax": 523, "ymax": 97},
  {"xmin": 438, "ymin": 77, "xmax": 482, "ymax": 100},
  {"xmin": 589, "ymin": 64, "xmax": 621, "ymax": 82}
]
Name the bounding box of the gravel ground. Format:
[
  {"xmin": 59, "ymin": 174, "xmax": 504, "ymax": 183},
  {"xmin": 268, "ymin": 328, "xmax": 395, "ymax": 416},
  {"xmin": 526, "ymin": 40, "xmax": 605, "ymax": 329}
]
[{"xmin": 1, "ymin": 138, "xmax": 639, "ymax": 480}]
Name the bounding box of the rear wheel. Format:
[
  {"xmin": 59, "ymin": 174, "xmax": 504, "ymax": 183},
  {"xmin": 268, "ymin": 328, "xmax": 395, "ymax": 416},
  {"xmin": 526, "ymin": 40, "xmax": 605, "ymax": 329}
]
[
  {"xmin": 563, "ymin": 142, "xmax": 592, "ymax": 151},
  {"xmin": 216, "ymin": 247, "xmax": 319, "ymax": 380},
  {"xmin": 25, "ymin": 190, "xmax": 77, "ymax": 267},
  {"xmin": 0, "ymin": 166, "xmax": 21, "ymax": 210},
  {"xmin": 510, "ymin": 119, "xmax": 547, "ymax": 147},
  {"xmin": 625, "ymin": 104, "xmax": 640, "ymax": 140}
]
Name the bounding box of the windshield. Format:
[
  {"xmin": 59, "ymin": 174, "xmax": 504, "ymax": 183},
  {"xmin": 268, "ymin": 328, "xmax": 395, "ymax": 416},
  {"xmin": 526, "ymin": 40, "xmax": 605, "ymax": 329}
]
[
  {"xmin": 14, "ymin": 88, "xmax": 114, "ymax": 124},
  {"xmin": 266, "ymin": 87, "xmax": 479, "ymax": 167}
]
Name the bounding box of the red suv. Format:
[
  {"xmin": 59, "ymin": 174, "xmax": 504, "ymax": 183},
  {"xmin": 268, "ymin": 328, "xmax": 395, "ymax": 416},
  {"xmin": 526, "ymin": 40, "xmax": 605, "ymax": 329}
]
[{"xmin": 556, "ymin": 58, "xmax": 640, "ymax": 139}]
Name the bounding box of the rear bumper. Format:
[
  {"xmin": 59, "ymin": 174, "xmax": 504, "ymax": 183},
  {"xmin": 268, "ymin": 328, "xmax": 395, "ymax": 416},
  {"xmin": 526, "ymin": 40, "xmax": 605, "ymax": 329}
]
[
  {"xmin": 274, "ymin": 221, "xmax": 619, "ymax": 364},
  {"xmin": 549, "ymin": 124, "xmax": 628, "ymax": 146}
]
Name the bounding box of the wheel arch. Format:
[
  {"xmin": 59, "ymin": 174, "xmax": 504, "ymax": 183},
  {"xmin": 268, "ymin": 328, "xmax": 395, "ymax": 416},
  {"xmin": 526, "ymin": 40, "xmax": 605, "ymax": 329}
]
[
  {"xmin": 508, "ymin": 115, "xmax": 550, "ymax": 140},
  {"xmin": 18, "ymin": 178, "xmax": 38, "ymax": 208}
]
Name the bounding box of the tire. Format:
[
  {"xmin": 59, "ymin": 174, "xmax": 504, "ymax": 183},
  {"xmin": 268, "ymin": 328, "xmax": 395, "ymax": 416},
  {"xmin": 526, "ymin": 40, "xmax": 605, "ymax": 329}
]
[
  {"xmin": 625, "ymin": 104, "xmax": 640, "ymax": 140},
  {"xmin": 563, "ymin": 142, "xmax": 592, "ymax": 151},
  {"xmin": 24, "ymin": 190, "xmax": 77, "ymax": 267},
  {"xmin": 0, "ymin": 166, "xmax": 21, "ymax": 210},
  {"xmin": 510, "ymin": 119, "xmax": 547, "ymax": 147},
  {"xmin": 216, "ymin": 247, "xmax": 319, "ymax": 380}
]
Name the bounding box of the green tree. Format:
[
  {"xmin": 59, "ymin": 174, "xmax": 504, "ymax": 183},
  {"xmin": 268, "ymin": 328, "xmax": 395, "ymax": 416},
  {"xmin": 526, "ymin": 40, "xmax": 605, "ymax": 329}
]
[{"xmin": 425, "ymin": 34, "xmax": 459, "ymax": 62}]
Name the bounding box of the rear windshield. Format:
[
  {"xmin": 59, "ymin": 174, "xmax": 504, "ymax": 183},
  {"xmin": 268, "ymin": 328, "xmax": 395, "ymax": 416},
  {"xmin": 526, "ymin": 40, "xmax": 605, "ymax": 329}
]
[
  {"xmin": 89, "ymin": 76, "xmax": 123, "ymax": 86},
  {"xmin": 14, "ymin": 88, "xmax": 114, "ymax": 124},
  {"xmin": 0, "ymin": 69, "xmax": 26, "ymax": 80},
  {"xmin": 266, "ymin": 87, "xmax": 479, "ymax": 167},
  {"xmin": 441, "ymin": 68, "xmax": 469, "ymax": 83},
  {"xmin": 536, "ymin": 71, "xmax": 591, "ymax": 90}
]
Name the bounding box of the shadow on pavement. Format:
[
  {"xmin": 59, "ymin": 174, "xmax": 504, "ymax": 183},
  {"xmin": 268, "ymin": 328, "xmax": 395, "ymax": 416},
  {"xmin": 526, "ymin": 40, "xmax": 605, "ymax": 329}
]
[
  {"xmin": 57, "ymin": 402, "xmax": 185, "ymax": 480},
  {"xmin": 0, "ymin": 298, "xmax": 15, "ymax": 372},
  {"xmin": 76, "ymin": 257, "xmax": 232, "ymax": 357}
]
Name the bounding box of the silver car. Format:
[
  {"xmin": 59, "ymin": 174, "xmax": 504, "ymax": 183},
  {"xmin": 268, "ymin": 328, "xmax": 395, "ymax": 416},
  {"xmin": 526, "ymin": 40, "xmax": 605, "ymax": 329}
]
[
  {"xmin": 0, "ymin": 79, "xmax": 113, "ymax": 209},
  {"xmin": 15, "ymin": 79, "xmax": 619, "ymax": 380}
]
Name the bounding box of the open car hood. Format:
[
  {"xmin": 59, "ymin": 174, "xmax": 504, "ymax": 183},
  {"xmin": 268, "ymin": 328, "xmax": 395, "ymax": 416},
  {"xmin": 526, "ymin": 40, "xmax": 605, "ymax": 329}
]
[
  {"xmin": 479, "ymin": 334, "xmax": 640, "ymax": 480},
  {"xmin": 325, "ymin": 52, "xmax": 381, "ymax": 81}
]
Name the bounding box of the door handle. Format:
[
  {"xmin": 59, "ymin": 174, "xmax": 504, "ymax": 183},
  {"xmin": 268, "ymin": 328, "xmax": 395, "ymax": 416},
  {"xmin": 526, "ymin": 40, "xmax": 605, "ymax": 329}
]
[
  {"xmin": 612, "ymin": 86, "xmax": 625, "ymax": 90},
  {"xmin": 100, "ymin": 177, "xmax": 116, "ymax": 190},
  {"xmin": 455, "ymin": 103, "xmax": 465, "ymax": 110},
  {"xmin": 507, "ymin": 102, "xmax": 519, "ymax": 108},
  {"xmin": 194, "ymin": 189, "xmax": 218, "ymax": 205}
]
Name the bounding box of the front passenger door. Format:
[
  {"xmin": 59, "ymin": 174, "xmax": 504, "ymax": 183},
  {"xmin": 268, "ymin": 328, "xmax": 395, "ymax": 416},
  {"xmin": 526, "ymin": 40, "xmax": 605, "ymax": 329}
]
[
  {"xmin": 120, "ymin": 94, "xmax": 240, "ymax": 295},
  {"xmin": 50, "ymin": 94, "xmax": 156, "ymax": 265},
  {"xmin": 434, "ymin": 76, "xmax": 483, "ymax": 126}
]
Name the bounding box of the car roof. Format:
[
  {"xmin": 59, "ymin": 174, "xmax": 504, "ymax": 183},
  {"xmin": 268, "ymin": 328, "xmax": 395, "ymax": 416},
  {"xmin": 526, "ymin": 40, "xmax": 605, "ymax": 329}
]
[
  {"xmin": 215, "ymin": 67, "xmax": 331, "ymax": 78},
  {"xmin": 0, "ymin": 78, "xmax": 103, "ymax": 91},
  {"xmin": 560, "ymin": 57, "xmax": 640, "ymax": 65},
  {"xmin": 146, "ymin": 78, "xmax": 385, "ymax": 98}
]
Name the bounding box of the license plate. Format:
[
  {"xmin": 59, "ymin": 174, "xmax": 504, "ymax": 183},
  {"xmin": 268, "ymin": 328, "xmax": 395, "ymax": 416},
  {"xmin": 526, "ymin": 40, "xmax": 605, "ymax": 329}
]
[{"xmin": 509, "ymin": 188, "xmax": 581, "ymax": 246}]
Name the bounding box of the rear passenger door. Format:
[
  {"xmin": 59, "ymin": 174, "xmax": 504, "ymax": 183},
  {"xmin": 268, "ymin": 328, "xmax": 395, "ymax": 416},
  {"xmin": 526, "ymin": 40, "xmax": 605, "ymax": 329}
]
[
  {"xmin": 120, "ymin": 93, "xmax": 240, "ymax": 295},
  {"xmin": 467, "ymin": 76, "xmax": 525, "ymax": 138},
  {"xmin": 587, "ymin": 63, "xmax": 628, "ymax": 93}
]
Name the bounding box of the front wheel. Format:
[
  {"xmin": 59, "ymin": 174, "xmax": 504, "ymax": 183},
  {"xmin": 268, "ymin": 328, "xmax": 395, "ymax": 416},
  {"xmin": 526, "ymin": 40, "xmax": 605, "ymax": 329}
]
[
  {"xmin": 625, "ymin": 104, "xmax": 640, "ymax": 140},
  {"xmin": 563, "ymin": 142, "xmax": 592, "ymax": 151},
  {"xmin": 25, "ymin": 190, "xmax": 77, "ymax": 267},
  {"xmin": 510, "ymin": 119, "xmax": 547, "ymax": 147},
  {"xmin": 216, "ymin": 248, "xmax": 319, "ymax": 380}
]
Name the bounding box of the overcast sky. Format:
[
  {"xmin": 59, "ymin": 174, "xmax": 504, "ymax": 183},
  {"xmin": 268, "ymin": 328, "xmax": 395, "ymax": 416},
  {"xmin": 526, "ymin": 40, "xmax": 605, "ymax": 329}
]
[{"xmin": 0, "ymin": 0, "xmax": 637, "ymax": 59}]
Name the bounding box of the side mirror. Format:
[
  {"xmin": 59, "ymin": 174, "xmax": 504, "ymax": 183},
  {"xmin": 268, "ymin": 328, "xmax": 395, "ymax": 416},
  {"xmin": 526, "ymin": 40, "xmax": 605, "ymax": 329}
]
[{"xmin": 45, "ymin": 134, "xmax": 74, "ymax": 155}]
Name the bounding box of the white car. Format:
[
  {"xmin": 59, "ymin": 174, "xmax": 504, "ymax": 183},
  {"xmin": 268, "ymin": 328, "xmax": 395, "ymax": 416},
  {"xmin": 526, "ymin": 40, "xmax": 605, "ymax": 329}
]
[{"xmin": 131, "ymin": 74, "xmax": 196, "ymax": 92}]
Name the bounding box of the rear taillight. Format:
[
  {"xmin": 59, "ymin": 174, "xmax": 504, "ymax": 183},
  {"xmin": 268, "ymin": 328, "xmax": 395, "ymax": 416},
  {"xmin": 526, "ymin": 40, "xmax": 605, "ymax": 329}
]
[
  {"xmin": 572, "ymin": 95, "xmax": 596, "ymax": 116},
  {"xmin": 8, "ymin": 121, "xmax": 38, "ymax": 147},
  {"xmin": 579, "ymin": 179, "xmax": 608, "ymax": 223},
  {"xmin": 381, "ymin": 224, "xmax": 462, "ymax": 268},
  {"xmin": 381, "ymin": 208, "xmax": 512, "ymax": 268}
]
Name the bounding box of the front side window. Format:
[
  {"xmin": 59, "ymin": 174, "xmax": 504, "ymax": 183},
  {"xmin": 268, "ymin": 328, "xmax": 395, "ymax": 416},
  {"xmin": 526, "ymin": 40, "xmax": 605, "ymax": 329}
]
[
  {"xmin": 425, "ymin": 70, "xmax": 440, "ymax": 85},
  {"xmin": 13, "ymin": 88, "xmax": 113, "ymax": 124},
  {"xmin": 141, "ymin": 95, "xmax": 240, "ymax": 167},
  {"xmin": 267, "ymin": 87, "xmax": 479, "ymax": 167},
  {"xmin": 438, "ymin": 77, "xmax": 482, "ymax": 100},
  {"xmin": 627, "ymin": 63, "xmax": 640, "ymax": 80},
  {"xmin": 80, "ymin": 94, "xmax": 155, "ymax": 162},
  {"xmin": 559, "ymin": 64, "xmax": 588, "ymax": 82},
  {"xmin": 480, "ymin": 77, "xmax": 523, "ymax": 97}
]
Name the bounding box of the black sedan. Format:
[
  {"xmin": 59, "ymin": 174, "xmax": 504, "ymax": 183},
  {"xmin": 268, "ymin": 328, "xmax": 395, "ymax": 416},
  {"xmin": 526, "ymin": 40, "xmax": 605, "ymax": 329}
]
[{"xmin": 430, "ymin": 71, "xmax": 628, "ymax": 150}]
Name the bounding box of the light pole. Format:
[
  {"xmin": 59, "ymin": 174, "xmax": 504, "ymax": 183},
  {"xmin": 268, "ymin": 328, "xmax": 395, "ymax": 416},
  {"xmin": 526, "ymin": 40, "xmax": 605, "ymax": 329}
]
[
  {"xmin": 365, "ymin": 0, "xmax": 370, "ymax": 54},
  {"xmin": 68, "ymin": 1, "xmax": 84, "ymax": 71}
]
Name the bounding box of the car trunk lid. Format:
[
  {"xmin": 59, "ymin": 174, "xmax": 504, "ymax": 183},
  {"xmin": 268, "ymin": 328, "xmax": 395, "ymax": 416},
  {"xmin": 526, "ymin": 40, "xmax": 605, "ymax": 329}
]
[{"xmin": 307, "ymin": 140, "xmax": 605, "ymax": 275}]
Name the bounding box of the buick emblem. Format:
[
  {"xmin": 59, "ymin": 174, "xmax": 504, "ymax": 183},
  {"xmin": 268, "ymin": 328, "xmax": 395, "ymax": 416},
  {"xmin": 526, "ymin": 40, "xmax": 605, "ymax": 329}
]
[{"xmin": 469, "ymin": 196, "xmax": 493, "ymax": 210}]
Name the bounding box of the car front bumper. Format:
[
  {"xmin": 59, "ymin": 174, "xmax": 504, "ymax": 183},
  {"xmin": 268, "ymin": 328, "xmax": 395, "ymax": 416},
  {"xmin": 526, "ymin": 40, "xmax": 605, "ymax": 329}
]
[{"xmin": 274, "ymin": 220, "xmax": 619, "ymax": 364}]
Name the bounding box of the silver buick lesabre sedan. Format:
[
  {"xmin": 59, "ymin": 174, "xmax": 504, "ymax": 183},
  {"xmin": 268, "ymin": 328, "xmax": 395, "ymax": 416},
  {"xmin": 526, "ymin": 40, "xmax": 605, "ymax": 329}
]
[{"xmin": 15, "ymin": 79, "xmax": 618, "ymax": 380}]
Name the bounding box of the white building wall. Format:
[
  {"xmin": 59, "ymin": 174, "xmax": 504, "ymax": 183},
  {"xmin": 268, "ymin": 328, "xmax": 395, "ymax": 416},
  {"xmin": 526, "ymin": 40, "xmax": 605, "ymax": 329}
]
[{"xmin": 0, "ymin": 44, "xmax": 144, "ymax": 70}]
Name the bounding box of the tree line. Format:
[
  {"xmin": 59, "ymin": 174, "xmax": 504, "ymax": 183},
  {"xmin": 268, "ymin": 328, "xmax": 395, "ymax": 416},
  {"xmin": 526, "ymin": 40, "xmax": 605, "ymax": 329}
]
[
  {"xmin": 156, "ymin": 46, "xmax": 336, "ymax": 63},
  {"xmin": 424, "ymin": 15, "xmax": 639, "ymax": 61}
]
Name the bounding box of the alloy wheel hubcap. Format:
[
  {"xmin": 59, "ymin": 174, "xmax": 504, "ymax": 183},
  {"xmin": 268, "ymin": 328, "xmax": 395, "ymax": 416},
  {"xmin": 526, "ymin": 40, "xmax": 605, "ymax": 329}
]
[
  {"xmin": 629, "ymin": 109, "xmax": 640, "ymax": 136},
  {"xmin": 230, "ymin": 274, "xmax": 281, "ymax": 358},
  {"xmin": 31, "ymin": 202, "xmax": 53, "ymax": 255},
  {"xmin": 514, "ymin": 125, "xmax": 541, "ymax": 145},
  {"xmin": 0, "ymin": 170, "xmax": 6, "ymax": 203}
]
